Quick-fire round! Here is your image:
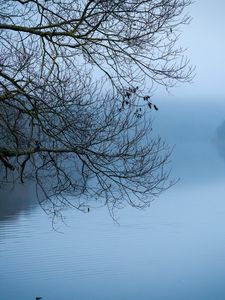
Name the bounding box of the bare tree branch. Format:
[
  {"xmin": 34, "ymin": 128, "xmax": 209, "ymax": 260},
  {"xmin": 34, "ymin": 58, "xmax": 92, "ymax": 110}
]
[{"xmin": 0, "ymin": 0, "xmax": 192, "ymax": 218}]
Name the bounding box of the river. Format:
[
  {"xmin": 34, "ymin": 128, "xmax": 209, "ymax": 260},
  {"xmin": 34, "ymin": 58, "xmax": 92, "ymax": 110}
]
[{"xmin": 1, "ymin": 99, "xmax": 225, "ymax": 300}]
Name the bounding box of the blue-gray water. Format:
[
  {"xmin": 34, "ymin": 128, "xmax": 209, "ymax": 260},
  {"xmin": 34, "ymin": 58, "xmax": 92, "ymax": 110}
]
[{"xmin": 1, "ymin": 100, "xmax": 225, "ymax": 300}]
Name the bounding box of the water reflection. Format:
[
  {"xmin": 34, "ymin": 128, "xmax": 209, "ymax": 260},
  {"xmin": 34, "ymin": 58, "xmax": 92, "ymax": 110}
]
[
  {"xmin": 1, "ymin": 101, "xmax": 225, "ymax": 300},
  {"xmin": 0, "ymin": 183, "xmax": 37, "ymax": 222},
  {"xmin": 214, "ymin": 120, "xmax": 225, "ymax": 160}
]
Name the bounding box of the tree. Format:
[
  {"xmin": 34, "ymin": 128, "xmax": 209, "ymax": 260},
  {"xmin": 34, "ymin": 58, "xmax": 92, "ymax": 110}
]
[{"xmin": 0, "ymin": 0, "xmax": 192, "ymax": 219}]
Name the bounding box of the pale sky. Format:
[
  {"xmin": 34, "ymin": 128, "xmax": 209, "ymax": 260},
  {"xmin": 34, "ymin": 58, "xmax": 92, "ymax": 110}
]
[{"xmin": 158, "ymin": 0, "xmax": 225, "ymax": 102}]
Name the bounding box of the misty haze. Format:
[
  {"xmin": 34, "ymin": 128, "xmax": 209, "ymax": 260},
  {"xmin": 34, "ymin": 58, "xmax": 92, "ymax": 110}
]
[{"xmin": 1, "ymin": 1, "xmax": 225, "ymax": 300}]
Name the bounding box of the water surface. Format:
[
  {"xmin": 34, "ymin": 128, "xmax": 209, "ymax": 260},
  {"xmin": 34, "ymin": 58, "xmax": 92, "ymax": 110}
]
[{"xmin": 1, "ymin": 100, "xmax": 225, "ymax": 300}]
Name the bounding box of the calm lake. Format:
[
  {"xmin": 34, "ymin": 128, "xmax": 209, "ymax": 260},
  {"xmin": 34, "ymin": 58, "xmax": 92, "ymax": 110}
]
[{"xmin": 1, "ymin": 99, "xmax": 225, "ymax": 300}]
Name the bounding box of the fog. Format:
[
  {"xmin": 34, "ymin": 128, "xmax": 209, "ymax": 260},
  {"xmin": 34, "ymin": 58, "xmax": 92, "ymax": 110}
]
[{"xmin": 1, "ymin": 0, "xmax": 225, "ymax": 299}]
